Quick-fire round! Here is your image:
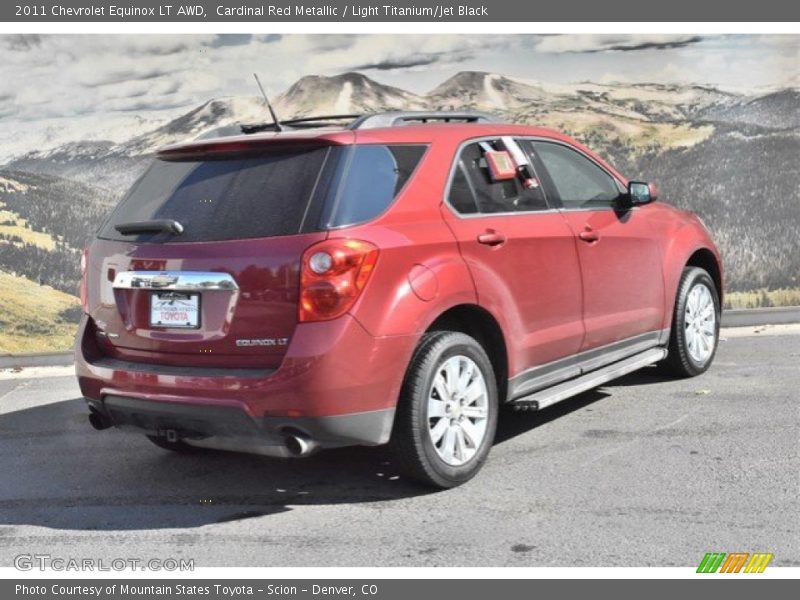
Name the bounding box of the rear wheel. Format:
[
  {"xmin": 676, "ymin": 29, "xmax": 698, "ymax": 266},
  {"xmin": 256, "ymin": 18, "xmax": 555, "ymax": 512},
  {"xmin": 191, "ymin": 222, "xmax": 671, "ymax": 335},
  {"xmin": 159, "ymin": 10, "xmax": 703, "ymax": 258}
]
[
  {"xmin": 663, "ymin": 267, "xmax": 720, "ymax": 377},
  {"xmin": 389, "ymin": 331, "xmax": 498, "ymax": 489}
]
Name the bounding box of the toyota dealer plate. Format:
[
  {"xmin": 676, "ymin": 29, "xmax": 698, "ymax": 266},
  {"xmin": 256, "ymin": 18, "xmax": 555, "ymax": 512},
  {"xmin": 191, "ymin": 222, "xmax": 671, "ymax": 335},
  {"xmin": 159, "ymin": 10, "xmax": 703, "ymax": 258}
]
[{"xmin": 150, "ymin": 292, "xmax": 200, "ymax": 328}]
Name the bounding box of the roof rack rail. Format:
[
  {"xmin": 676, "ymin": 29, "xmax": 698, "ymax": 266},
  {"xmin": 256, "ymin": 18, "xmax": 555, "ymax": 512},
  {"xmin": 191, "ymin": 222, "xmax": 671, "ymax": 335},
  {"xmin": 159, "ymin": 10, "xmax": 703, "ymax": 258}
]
[
  {"xmin": 349, "ymin": 111, "xmax": 500, "ymax": 129},
  {"xmin": 235, "ymin": 110, "xmax": 501, "ymax": 135}
]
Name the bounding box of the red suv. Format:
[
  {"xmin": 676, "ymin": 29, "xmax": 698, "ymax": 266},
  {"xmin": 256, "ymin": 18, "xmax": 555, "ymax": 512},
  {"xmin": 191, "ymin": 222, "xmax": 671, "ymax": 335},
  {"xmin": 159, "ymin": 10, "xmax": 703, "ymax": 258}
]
[{"xmin": 76, "ymin": 111, "xmax": 722, "ymax": 488}]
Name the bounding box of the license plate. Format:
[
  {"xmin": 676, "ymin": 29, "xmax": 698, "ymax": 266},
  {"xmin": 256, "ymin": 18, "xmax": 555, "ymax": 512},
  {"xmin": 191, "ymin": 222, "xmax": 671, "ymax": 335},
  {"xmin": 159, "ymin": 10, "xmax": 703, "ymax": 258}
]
[{"xmin": 150, "ymin": 292, "xmax": 200, "ymax": 328}]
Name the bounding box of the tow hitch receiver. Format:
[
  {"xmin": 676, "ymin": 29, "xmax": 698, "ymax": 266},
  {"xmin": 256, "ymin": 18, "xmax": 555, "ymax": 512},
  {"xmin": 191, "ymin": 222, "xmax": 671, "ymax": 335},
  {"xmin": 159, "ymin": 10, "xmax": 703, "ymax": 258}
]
[{"xmin": 159, "ymin": 429, "xmax": 179, "ymax": 443}]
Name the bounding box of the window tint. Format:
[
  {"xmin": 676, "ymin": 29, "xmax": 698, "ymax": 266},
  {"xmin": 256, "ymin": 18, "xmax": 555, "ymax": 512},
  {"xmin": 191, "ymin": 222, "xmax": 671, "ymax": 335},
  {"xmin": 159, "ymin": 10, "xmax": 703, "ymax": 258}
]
[
  {"xmin": 532, "ymin": 142, "xmax": 620, "ymax": 209},
  {"xmin": 447, "ymin": 163, "xmax": 479, "ymax": 214},
  {"xmin": 99, "ymin": 148, "xmax": 330, "ymax": 243},
  {"xmin": 322, "ymin": 145, "xmax": 427, "ymax": 228},
  {"xmin": 99, "ymin": 144, "xmax": 427, "ymax": 243},
  {"xmin": 451, "ymin": 141, "xmax": 548, "ymax": 214}
]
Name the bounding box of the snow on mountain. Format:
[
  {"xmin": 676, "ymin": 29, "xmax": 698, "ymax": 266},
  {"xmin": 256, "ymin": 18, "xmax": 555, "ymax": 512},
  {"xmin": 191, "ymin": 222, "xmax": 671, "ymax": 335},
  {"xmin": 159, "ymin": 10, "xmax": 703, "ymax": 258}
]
[
  {"xmin": 557, "ymin": 82, "xmax": 741, "ymax": 122},
  {"xmin": 4, "ymin": 97, "xmax": 273, "ymax": 191},
  {"xmin": 2, "ymin": 70, "xmax": 792, "ymax": 195},
  {"xmin": 426, "ymin": 72, "xmax": 744, "ymax": 123},
  {"xmin": 428, "ymin": 71, "xmax": 554, "ymax": 111},
  {"xmin": 119, "ymin": 96, "xmax": 271, "ymax": 156},
  {"xmin": 125, "ymin": 74, "xmax": 426, "ymax": 153},
  {"xmin": 426, "ymin": 71, "xmax": 638, "ymax": 128},
  {"xmin": 274, "ymin": 72, "xmax": 426, "ymax": 117},
  {"xmin": 0, "ymin": 71, "xmax": 798, "ymax": 296},
  {"xmin": 0, "ymin": 111, "xmax": 178, "ymax": 165}
]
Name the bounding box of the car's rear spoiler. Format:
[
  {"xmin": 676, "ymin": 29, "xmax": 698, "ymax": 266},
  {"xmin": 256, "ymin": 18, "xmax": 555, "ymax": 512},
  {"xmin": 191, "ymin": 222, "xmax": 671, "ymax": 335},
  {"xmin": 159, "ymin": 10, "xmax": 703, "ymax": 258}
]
[{"xmin": 157, "ymin": 130, "xmax": 355, "ymax": 161}]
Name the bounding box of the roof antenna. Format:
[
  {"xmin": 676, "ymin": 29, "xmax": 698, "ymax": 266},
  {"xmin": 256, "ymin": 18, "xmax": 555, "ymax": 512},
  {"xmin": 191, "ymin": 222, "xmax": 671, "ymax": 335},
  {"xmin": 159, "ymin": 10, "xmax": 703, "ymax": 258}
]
[{"xmin": 253, "ymin": 73, "xmax": 283, "ymax": 132}]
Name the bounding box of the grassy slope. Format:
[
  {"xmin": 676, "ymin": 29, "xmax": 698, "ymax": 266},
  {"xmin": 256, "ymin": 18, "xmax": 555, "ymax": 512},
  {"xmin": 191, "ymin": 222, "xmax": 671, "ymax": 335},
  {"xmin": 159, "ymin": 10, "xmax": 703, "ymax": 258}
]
[
  {"xmin": 536, "ymin": 111, "xmax": 715, "ymax": 156},
  {"xmin": 0, "ymin": 203, "xmax": 58, "ymax": 250},
  {"xmin": 724, "ymin": 289, "xmax": 800, "ymax": 310},
  {"xmin": 0, "ymin": 270, "xmax": 79, "ymax": 354}
]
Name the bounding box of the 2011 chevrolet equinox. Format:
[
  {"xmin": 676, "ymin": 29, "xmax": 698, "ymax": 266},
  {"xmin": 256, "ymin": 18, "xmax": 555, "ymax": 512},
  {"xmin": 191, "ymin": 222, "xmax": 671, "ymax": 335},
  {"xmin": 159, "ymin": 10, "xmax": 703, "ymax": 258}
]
[{"xmin": 76, "ymin": 111, "xmax": 722, "ymax": 488}]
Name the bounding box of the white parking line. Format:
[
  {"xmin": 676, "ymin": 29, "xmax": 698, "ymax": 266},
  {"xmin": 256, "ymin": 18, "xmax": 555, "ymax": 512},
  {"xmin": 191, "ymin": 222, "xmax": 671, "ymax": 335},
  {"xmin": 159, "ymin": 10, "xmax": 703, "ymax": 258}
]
[
  {"xmin": 0, "ymin": 365, "xmax": 75, "ymax": 381},
  {"xmin": 720, "ymin": 323, "xmax": 800, "ymax": 339}
]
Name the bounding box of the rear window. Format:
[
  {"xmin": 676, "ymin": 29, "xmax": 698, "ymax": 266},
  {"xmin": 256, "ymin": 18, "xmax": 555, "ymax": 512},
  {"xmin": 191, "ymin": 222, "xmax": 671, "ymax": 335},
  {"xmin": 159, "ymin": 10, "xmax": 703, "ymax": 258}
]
[
  {"xmin": 99, "ymin": 144, "xmax": 427, "ymax": 243},
  {"xmin": 99, "ymin": 148, "xmax": 330, "ymax": 243}
]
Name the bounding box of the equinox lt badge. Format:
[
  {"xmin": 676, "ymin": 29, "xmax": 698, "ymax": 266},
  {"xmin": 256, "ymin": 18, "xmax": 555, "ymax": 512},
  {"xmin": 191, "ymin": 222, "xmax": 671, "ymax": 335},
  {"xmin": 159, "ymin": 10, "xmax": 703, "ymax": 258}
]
[{"xmin": 236, "ymin": 338, "xmax": 288, "ymax": 347}]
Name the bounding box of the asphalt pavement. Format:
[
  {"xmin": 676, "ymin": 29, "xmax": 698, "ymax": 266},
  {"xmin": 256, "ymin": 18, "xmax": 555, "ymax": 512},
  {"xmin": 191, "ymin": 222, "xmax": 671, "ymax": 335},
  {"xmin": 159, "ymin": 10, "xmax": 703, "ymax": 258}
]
[{"xmin": 0, "ymin": 331, "xmax": 798, "ymax": 567}]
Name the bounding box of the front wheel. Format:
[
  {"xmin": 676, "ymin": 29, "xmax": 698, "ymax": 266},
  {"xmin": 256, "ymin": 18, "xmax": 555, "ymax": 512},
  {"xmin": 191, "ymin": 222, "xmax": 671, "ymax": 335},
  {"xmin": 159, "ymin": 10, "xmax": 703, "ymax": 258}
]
[
  {"xmin": 663, "ymin": 266, "xmax": 720, "ymax": 377},
  {"xmin": 389, "ymin": 331, "xmax": 498, "ymax": 489}
]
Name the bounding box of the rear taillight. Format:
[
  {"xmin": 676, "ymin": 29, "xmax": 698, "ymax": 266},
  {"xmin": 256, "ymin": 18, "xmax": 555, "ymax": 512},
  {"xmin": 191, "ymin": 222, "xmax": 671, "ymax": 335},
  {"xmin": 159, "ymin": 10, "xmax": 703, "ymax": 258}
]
[
  {"xmin": 79, "ymin": 247, "xmax": 89, "ymax": 313},
  {"xmin": 299, "ymin": 239, "xmax": 378, "ymax": 322}
]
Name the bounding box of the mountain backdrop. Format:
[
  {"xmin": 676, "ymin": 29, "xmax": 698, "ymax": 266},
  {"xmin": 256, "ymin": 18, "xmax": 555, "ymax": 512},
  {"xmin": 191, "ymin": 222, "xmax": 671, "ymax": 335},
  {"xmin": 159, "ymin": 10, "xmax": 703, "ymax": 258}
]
[{"xmin": 1, "ymin": 71, "xmax": 798, "ymax": 351}]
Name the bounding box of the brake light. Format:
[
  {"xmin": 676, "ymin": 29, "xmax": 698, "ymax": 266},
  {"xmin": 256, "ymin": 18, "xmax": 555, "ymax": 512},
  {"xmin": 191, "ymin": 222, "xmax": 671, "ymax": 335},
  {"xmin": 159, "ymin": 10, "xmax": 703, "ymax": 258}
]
[
  {"xmin": 299, "ymin": 239, "xmax": 379, "ymax": 322},
  {"xmin": 79, "ymin": 247, "xmax": 89, "ymax": 313}
]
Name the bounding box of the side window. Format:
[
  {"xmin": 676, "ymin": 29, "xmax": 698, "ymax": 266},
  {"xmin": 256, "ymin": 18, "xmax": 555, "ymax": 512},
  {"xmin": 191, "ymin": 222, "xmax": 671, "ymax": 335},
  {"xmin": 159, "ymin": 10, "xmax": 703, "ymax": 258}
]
[
  {"xmin": 448, "ymin": 163, "xmax": 479, "ymax": 214},
  {"xmin": 532, "ymin": 142, "xmax": 620, "ymax": 209},
  {"xmin": 448, "ymin": 140, "xmax": 548, "ymax": 215}
]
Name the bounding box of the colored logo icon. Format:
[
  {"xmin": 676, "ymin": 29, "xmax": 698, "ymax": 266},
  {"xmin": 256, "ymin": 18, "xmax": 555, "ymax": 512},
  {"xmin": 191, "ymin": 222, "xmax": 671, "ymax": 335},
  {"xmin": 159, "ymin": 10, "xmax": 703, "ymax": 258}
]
[{"xmin": 697, "ymin": 552, "xmax": 773, "ymax": 573}]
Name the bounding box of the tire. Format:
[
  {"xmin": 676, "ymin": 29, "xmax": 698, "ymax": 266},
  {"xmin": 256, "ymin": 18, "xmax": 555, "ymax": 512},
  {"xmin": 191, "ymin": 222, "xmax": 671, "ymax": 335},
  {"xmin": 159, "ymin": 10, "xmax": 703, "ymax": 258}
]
[
  {"xmin": 146, "ymin": 435, "xmax": 200, "ymax": 454},
  {"xmin": 662, "ymin": 266, "xmax": 720, "ymax": 377},
  {"xmin": 389, "ymin": 331, "xmax": 498, "ymax": 489}
]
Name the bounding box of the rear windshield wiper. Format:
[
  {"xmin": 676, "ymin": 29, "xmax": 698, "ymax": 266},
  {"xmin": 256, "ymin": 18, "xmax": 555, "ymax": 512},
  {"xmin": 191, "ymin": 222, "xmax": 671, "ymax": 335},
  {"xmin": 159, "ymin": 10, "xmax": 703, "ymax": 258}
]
[{"xmin": 114, "ymin": 219, "xmax": 184, "ymax": 236}]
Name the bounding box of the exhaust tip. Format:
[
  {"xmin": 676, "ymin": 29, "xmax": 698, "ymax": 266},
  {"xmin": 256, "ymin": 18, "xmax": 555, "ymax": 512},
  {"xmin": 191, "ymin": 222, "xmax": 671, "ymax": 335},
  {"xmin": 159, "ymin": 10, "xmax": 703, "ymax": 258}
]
[
  {"xmin": 88, "ymin": 410, "xmax": 112, "ymax": 431},
  {"xmin": 283, "ymin": 432, "xmax": 318, "ymax": 457}
]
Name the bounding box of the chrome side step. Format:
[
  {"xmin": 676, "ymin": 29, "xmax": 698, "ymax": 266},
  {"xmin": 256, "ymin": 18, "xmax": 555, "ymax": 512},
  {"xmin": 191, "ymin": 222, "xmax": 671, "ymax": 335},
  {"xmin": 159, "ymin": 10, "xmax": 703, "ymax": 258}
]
[{"xmin": 510, "ymin": 347, "xmax": 668, "ymax": 411}]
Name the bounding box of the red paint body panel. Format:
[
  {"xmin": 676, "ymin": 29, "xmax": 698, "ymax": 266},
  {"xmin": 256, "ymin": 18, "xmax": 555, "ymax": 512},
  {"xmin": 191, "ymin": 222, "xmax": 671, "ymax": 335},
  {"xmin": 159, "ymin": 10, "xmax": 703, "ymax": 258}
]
[
  {"xmin": 440, "ymin": 208, "xmax": 584, "ymax": 377},
  {"xmin": 560, "ymin": 208, "xmax": 665, "ymax": 349},
  {"xmin": 645, "ymin": 203, "xmax": 723, "ymax": 328},
  {"xmin": 76, "ymin": 121, "xmax": 722, "ymax": 448},
  {"xmin": 77, "ymin": 314, "xmax": 418, "ymax": 418},
  {"xmin": 86, "ymin": 234, "xmax": 326, "ymax": 369}
]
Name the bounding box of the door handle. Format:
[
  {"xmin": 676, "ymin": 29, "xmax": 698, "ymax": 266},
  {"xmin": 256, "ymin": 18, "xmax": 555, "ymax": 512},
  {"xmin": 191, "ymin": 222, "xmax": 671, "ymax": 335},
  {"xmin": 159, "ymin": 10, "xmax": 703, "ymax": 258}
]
[
  {"xmin": 477, "ymin": 230, "xmax": 507, "ymax": 247},
  {"xmin": 578, "ymin": 226, "xmax": 600, "ymax": 243}
]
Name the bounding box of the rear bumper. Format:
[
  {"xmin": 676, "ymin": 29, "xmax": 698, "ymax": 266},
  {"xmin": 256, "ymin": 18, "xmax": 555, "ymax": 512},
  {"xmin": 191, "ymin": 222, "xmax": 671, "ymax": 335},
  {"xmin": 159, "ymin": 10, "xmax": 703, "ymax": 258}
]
[
  {"xmin": 89, "ymin": 394, "xmax": 394, "ymax": 451},
  {"xmin": 75, "ymin": 314, "xmax": 418, "ymax": 448}
]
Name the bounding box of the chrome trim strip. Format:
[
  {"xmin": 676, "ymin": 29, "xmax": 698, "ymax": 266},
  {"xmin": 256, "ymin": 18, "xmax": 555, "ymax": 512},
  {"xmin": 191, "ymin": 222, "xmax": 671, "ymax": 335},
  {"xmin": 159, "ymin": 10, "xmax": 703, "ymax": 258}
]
[
  {"xmin": 512, "ymin": 347, "xmax": 668, "ymax": 411},
  {"xmin": 112, "ymin": 271, "xmax": 239, "ymax": 291},
  {"xmin": 508, "ymin": 329, "xmax": 668, "ymax": 401},
  {"xmin": 445, "ymin": 208, "xmax": 561, "ymax": 220}
]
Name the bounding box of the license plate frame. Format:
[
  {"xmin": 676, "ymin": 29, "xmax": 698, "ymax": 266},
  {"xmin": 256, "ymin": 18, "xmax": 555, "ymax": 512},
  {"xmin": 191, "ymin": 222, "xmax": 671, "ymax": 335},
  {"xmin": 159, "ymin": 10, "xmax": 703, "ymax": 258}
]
[{"xmin": 150, "ymin": 292, "xmax": 200, "ymax": 329}]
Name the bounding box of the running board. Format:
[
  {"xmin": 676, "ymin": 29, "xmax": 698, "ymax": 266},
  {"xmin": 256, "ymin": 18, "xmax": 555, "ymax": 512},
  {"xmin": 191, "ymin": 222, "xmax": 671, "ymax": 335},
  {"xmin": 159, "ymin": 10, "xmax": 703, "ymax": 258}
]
[{"xmin": 510, "ymin": 347, "xmax": 667, "ymax": 411}]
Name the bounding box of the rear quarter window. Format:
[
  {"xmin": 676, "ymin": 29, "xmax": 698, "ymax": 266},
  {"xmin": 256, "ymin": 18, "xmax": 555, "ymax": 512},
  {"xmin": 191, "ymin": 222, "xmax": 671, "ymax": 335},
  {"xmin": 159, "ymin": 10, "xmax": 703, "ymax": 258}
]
[{"xmin": 320, "ymin": 145, "xmax": 427, "ymax": 228}]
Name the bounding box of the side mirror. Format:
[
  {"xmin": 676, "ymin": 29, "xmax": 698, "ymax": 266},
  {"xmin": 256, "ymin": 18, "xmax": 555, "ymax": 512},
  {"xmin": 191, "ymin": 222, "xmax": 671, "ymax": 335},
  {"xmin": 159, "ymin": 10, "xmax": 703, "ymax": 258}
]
[{"xmin": 625, "ymin": 181, "xmax": 658, "ymax": 206}]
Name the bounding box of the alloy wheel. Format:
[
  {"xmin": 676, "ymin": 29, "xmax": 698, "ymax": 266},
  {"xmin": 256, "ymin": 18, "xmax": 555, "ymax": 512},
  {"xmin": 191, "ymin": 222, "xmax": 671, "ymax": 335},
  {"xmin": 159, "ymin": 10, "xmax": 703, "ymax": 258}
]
[
  {"xmin": 427, "ymin": 355, "xmax": 489, "ymax": 466},
  {"xmin": 684, "ymin": 282, "xmax": 717, "ymax": 364}
]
